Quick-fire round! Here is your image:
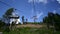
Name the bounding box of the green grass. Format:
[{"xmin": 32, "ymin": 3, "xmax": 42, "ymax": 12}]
[{"xmin": 3, "ymin": 27, "xmax": 60, "ymax": 34}]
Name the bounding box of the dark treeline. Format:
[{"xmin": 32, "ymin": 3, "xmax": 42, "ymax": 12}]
[{"xmin": 43, "ymin": 12, "xmax": 60, "ymax": 31}]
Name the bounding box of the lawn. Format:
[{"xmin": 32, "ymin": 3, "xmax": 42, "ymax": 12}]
[{"xmin": 2, "ymin": 27, "xmax": 60, "ymax": 34}]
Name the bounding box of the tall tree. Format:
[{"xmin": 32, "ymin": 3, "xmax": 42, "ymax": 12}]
[
  {"xmin": 2, "ymin": 8, "xmax": 14, "ymax": 24},
  {"xmin": 43, "ymin": 12, "xmax": 60, "ymax": 31},
  {"xmin": 2, "ymin": 8, "xmax": 15, "ymax": 31},
  {"xmin": 22, "ymin": 16, "xmax": 24, "ymax": 24}
]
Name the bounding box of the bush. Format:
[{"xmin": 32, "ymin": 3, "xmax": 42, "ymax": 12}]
[
  {"xmin": 55, "ymin": 22, "xmax": 60, "ymax": 31},
  {"xmin": 0, "ymin": 20, "xmax": 5, "ymax": 31}
]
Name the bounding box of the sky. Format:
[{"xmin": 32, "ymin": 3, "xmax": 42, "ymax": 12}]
[{"xmin": 0, "ymin": 0, "xmax": 60, "ymax": 22}]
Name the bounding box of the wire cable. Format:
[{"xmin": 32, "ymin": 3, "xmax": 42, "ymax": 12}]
[{"xmin": 0, "ymin": 0, "xmax": 23, "ymax": 12}]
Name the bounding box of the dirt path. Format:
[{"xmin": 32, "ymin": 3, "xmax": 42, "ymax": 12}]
[{"xmin": 16, "ymin": 24, "xmax": 44, "ymax": 28}]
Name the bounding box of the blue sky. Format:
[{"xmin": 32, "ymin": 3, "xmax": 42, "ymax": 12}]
[{"xmin": 0, "ymin": 0, "xmax": 60, "ymax": 22}]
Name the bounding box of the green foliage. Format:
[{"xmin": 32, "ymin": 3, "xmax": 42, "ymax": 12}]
[
  {"xmin": 0, "ymin": 20, "xmax": 5, "ymax": 31},
  {"xmin": 0, "ymin": 8, "xmax": 14, "ymax": 32},
  {"xmin": 3, "ymin": 8, "xmax": 14, "ymax": 18},
  {"xmin": 22, "ymin": 16, "xmax": 24, "ymax": 22},
  {"xmin": 0, "ymin": 20, "xmax": 5, "ymax": 27},
  {"xmin": 43, "ymin": 12, "xmax": 60, "ymax": 31},
  {"xmin": 24, "ymin": 22, "xmax": 42, "ymax": 25},
  {"xmin": 3, "ymin": 27, "xmax": 60, "ymax": 34},
  {"xmin": 3, "ymin": 26, "xmax": 10, "ymax": 32}
]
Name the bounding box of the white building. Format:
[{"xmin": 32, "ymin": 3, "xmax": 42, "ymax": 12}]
[{"xmin": 9, "ymin": 12, "xmax": 23, "ymax": 24}]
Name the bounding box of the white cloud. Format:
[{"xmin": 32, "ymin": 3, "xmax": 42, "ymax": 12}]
[
  {"xmin": 36, "ymin": 12, "xmax": 43, "ymax": 18},
  {"xmin": 51, "ymin": 0, "xmax": 55, "ymax": 1},
  {"xmin": 39, "ymin": 0, "xmax": 48, "ymax": 4},
  {"xmin": 53, "ymin": 10, "xmax": 56, "ymax": 14},
  {"xmin": 31, "ymin": 9, "xmax": 43, "ymax": 18},
  {"xmin": 28, "ymin": 0, "xmax": 48, "ymax": 4},
  {"xmin": 57, "ymin": 0, "xmax": 60, "ymax": 4},
  {"xmin": 31, "ymin": 9, "xmax": 34, "ymax": 17}
]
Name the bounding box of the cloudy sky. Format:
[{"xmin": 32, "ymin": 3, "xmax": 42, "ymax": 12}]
[{"xmin": 0, "ymin": 0, "xmax": 60, "ymax": 22}]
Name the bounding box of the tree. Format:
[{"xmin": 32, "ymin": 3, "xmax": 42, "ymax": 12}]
[
  {"xmin": 2, "ymin": 8, "xmax": 14, "ymax": 24},
  {"xmin": 43, "ymin": 16, "xmax": 50, "ymax": 29},
  {"xmin": 0, "ymin": 19, "xmax": 5, "ymax": 31},
  {"xmin": 54, "ymin": 13, "xmax": 60, "ymax": 31},
  {"xmin": 25, "ymin": 18, "xmax": 28, "ymax": 24},
  {"xmin": 0, "ymin": 20, "xmax": 5, "ymax": 28},
  {"xmin": 43, "ymin": 12, "xmax": 60, "ymax": 31},
  {"xmin": 2, "ymin": 8, "xmax": 14, "ymax": 31},
  {"xmin": 22, "ymin": 16, "xmax": 25, "ymax": 24}
]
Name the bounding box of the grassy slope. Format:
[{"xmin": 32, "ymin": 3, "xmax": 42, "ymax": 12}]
[{"xmin": 3, "ymin": 27, "xmax": 60, "ymax": 34}]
